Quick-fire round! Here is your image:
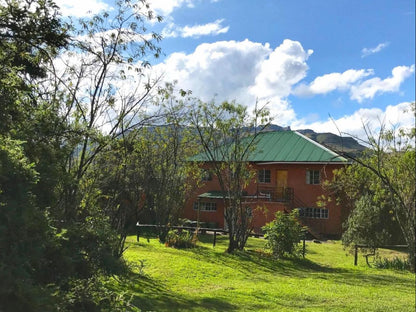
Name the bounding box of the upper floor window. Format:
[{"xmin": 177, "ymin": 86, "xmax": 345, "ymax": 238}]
[
  {"xmin": 306, "ymin": 170, "xmax": 320, "ymax": 185},
  {"xmin": 258, "ymin": 169, "xmax": 271, "ymax": 183},
  {"xmin": 201, "ymin": 170, "xmax": 212, "ymax": 181}
]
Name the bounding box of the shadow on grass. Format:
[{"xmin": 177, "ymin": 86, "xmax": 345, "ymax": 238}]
[{"xmin": 119, "ymin": 273, "xmax": 237, "ymax": 312}]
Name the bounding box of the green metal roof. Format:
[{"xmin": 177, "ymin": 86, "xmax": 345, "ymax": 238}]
[{"xmin": 191, "ymin": 131, "xmax": 348, "ymax": 163}]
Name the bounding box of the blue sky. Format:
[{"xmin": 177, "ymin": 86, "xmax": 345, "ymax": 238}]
[{"xmin": 56, "ymin": 0, "xmax": 415, "ymax": 137}]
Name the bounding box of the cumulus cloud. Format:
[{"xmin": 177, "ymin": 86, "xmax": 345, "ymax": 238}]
[
  {"xmin": 162, "ymin": 19, "xmax": 229, "ymax": 38},
  {"xmin": 294, "ymin": 69, "xmax": 373, "ymax": 96},
  {"xmin": 55, "ymin": 0, "xmax": 110, "ymax": 17},
  {"xmin": 148, "ymin": 0, "xmax": 197, "ymax": 16},
  {"xmin": 152, "ymin": 39, "xmax": 314, "ymax": 119},
  {"xmin": 361, "ymin": 42, "xmax": 390, "ymax": 58},
  {"xmin": 154, "ymin": 39, "xmax": 270, "ymax": 102},
  {"xmin": 292, "ymin": 102, "xmax": 415, "ymax": 140},
  {"xmin": 250, "ymin": 40, "xmax": 313, "ymax": 99},
  {"xmin": 350, "ymin": 65, "xmax": 415, "ymax": 102}
]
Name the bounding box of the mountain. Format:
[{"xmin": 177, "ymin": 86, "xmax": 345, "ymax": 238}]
[{"xmin": 262, "ymin": 125, "xmax": 366, "ymax": 156}]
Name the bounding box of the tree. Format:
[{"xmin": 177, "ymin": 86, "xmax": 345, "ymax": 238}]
[
  {"xmin": 94, "ymin": 88, "xmax": 200, "ymax": 245},
  {"xmin": 0, "ymin": 0, "xmax": 165, "ymax": 309},
  {"xmin": 189, "ymin": 100, "xmax": 270, "ymax": 253},
  {"xmin": 0, "ymin": 1, "xmax": 70, "ymax": 309},
  {"xmin": 44, "ymin": 0, "xmax": 163, "ymax": 223},
  {"xmin": 328, "ymin": 103, "xmax": 415, "ymax": 270}
]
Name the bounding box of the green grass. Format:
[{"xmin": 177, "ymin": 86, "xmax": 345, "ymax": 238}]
[{"xmin": 118, "ymin": 234, "xmax": 415, "ymax": 311}]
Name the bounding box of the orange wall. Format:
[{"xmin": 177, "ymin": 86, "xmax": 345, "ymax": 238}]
[{"xmin": 183, "ymin": 162, "xmax": 347, "ymax": 237}]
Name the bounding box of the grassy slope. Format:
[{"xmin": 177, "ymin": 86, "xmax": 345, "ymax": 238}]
[{"xmin": 121, "ymin": 235, "xmax": 415, "ymax": 312}]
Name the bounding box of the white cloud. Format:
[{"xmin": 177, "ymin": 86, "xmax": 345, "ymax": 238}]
[
  {"xmin": 55, "ymin": 0, "xmax": 110, "ymax": 17},
  {"xmin": 350, "ymin": 65, "xmax": 415, "ymax": 102},
  {"xmin": 292, "ymin": 102, "xmax": 415, "ymax": 140},
  {"xmin": 294, "ymin": 69, "xmax": 373, "ymax": 96},
  {"xmin": 250, "ymin": 39, "xmax": 313, "ymax": 99},
  {"xmin": 162, "ymin": 19, "xmax": 229, "ymax": 38},
  {"xmin": 155, "ymin": 39, "xmax": 270, "ymax": 102},
  {"xmin": 361, "ymin": 42, "xmax": 390, "ymax": 58},
  {"xmin": 148, "ymin": 0, "xmax": 196, "ymax": 16},
  {"xmin": 152, "ymin": 39, "xmax": 314, "ymax": 120}
]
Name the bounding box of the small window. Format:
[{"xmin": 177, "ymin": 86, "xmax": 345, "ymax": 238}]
[
  {"xmin": 298, "ymin": 207, "xmax": 328, "ymax": 219},
  {"xmin": 258, "ymin": 169, "xmax": 271, "ymax": 183},
  {"xmin": 193, "ymin": 202, "xmax": 217, "ymax": 212},
  {"xmin": 306, "ymin": 170, "xmax": 320, "ymax": 185},
  {"xmin": 201, "ymin": 170, "xmax": 212, "ymax": 181}
]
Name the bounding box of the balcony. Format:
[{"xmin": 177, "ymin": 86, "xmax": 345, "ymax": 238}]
[{"xmin": 244, "ymin": 186, "xmax": 294, "ymax": 203}]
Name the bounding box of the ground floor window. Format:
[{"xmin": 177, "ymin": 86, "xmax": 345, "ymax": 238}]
[
  {"xmin": 298, "ymin": 207, "xmax": 328, "ymax": 219},
  {"xmin": 193, "ymin": 202, "xmax": 217, "ymax": 211}
]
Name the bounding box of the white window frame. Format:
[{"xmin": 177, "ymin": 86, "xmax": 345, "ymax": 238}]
[
  {"xmin": 258, "ymin": 169, "xmax": 271, "ymax": 183},
  {"xmin": 306, "ymin": 170, "xmax": 320, "ymax": 185},
  {"xmin": 193, "ymin": 202, "xmax": 217, "ymax": 212},
  {"xmin": 298, "ymin": 207, "xmax": 328, "ymax": 219}
]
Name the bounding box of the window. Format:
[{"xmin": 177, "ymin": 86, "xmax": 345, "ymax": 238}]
[
  {"xmin": 306, "ymin": 170, "xmax": 320, "ymax": 185},
  {"xmin": 297, "ymin": 207, "xmax": 328, "ymax": 219},
  {"xmin": 201, "ymin": 170, "xmax": 212, "ymax": 181},
  {"xmin": 258, "ymin": 169, "xmax": 271, "ymax": 183},
  {"xmin": 193, "ymin": 202, "xmax": 217, "ymax": 211}
]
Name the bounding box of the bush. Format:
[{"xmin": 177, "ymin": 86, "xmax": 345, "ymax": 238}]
[
  {"xmin": 165, "ymin": 230, "xmax": 197, "ymax": 249},
  {"xmin": 262, "ymin": 210, "xmax": 305, "ymax": 258},
  {"xmin": 374, "ymin": 256, "xmax": 411, "ymax": 271}
]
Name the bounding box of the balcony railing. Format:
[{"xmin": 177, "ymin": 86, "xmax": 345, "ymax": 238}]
[{"xmin": 243, "ymin": 186, "xmax": 294, "ymax": 203}]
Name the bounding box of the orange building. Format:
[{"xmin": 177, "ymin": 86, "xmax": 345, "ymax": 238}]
[{"xmin": 183, "ymin": 131, "xmax": 350, "ymax": 238}]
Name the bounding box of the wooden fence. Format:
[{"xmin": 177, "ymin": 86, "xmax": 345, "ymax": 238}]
[
  {"xmin": 353, "ymin": 244, "xmax": 408, "ymax": 266},
  {"xmin": 136, "ymin": 223, "xmax": 307, "ymax": 257}
]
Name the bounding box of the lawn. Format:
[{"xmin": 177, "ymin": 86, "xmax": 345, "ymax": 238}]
[{"xmin": 119, "ymin": 234, "xmax": 415, "ymax": 311}]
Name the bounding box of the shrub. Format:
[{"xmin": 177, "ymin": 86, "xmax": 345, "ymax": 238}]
[
  {"xmin": 262, "ymin": 210, "xmax": 305, "ymax": 258},
  {"xmin": 374, "ymin": 256, "xmax": 411, "ymax": 271},
  {"xmin": 165, "ymin": 230, "xmax": 197, "ymax": 248}
]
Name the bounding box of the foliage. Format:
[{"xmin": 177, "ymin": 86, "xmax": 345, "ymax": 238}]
[
  {"xmin": 165, "ymin": 230, "xmax": 197, "ymax": 249},
  {"xmin": 341, "ymin": 195, "xmax": 396, "ymax": 248},
  {"xmin": 57, "ymin": 276, "xmax": 139, "ymax": 312},
  {"xmin": 189, "ymin": 100, "xmax": 270, "ymax": 252},
  {"xmin": 0, "ymin": 0, "xmax": 166, "ymax": 309},
  {"xmin": 373, "ymin": 256, "xmax": 411, "ymax": 271},
  {"xmin": 328, "ymin": 103, "xmax": 415, "ymax": 270},
  {"xmin": 262, "ymin": 210, "xmax": 305, "ymax": 258},
  {"xmin": 92, "ymin": 91, "xmax": 200, "ymax": 245},
  {"xmin": 0, "ymin": 137, "xmax": 55, "ymax": 311}
]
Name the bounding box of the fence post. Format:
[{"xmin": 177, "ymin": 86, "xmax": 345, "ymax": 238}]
[
  {"xmin": 213, "ymin": 230, "xmax": 217, "ymax": 247},
  {"xmin": 354, "ymin": 245, "xmax": 358, "ymax": 266},
  {"xmin": 302, "ymin": 233, "xmax": 306, "ymax": 258}
]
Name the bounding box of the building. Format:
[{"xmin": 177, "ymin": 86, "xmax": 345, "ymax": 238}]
[{"xmin": 183, "ymin": 130, "xmax": 350, "ymax": 238}]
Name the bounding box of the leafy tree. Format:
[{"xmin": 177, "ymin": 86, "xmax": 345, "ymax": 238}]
[
  {"xmin": 0, "ymin": 0, "xmax": 165, "ymax": 309},
  {"xmin": 94, "ymin": 90, "xmax": 200, "ymax": 244},
  {"xmin": 189, "ymin": 100, "xmax": 270, "ymax": 253},
  {"xmin": 0, "ymin": 0, "xmax": 68, "ymax": 132},
  {"xmin": 263, "ymin": 210, "xmax": 305, "ymax": 258},
  {"xmin": 329, "ymin": 103, "xmax": 415, "ymax": 270},
  {"xmin": 0, "ymin": 137, "xmax": 56, "ymax": 310},
  {"xmin": 48, "ymin": 0, "xmax": 163, "ymax": 223}
]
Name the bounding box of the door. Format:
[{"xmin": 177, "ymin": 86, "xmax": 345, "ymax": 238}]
[{"xmin": 276, "ymin": 170, "xmax": 288, "ymax": 200}]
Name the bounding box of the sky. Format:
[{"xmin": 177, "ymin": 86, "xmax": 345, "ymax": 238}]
[{"xmin": 55, "ymin": 0, "xmax": 415, "ymax": 138}]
